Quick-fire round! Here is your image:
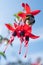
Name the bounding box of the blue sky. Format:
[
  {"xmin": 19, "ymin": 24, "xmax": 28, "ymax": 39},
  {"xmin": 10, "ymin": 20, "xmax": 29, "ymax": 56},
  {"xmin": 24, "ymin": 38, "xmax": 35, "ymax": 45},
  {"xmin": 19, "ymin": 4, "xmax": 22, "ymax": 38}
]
[{"xmin": 0, "ymin": 0, "xmax": 43, "ymax": 64}]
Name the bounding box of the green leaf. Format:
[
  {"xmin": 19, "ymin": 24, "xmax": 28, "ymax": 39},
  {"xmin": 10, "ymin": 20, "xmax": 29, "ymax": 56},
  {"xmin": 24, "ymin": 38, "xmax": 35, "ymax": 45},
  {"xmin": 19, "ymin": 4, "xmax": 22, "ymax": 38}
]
[
  {"xmin": 0, "ymin": 52, "xmax": 6, "ymax": 59},
  {"xmin": 13, "ymin": 11, "xmax": 22, "ymax": 20},
  {"xmin": 0, "ymin": 35, "xmax": 3, "ymax": 43},
  {"xmin": 14, "ymin": 14, "xmax": 20, "ymax": 20},
  {"xmin": 17, "ymin": 11, "xmax": 22, "ymax": 14}
]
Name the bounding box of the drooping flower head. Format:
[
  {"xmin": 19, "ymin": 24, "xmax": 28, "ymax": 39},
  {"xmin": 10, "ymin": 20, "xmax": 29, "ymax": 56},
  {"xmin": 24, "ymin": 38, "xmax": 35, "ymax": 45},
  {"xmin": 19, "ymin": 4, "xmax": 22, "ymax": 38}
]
[{"xmin": 4, "ymin": 3, "xmax": 41, "ymax": 58}]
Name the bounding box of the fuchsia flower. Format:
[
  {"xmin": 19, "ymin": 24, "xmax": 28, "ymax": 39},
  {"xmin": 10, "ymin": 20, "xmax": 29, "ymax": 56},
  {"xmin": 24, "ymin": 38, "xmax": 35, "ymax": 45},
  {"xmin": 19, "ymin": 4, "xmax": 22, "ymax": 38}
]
[{"xmin": 4, "ymin": 3, "xmax": 41, "ymax": 58}]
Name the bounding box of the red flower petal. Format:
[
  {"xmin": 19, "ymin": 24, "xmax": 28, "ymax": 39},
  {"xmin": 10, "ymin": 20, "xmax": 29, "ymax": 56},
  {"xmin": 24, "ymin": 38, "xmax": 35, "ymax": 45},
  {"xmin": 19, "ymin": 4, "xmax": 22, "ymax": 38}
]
[
  {"xmin": 22, "ymin": 3, "xmax": 31, "ymax": 14},
  {"xmin": 22, "ymin": 3, "xmax": 25, "ymax": 7},
  {"xmin": 24, "ymin": 24, "xmax": 32, "ymax": 33},
  {"xmin": 22, "ymin": 3, "xmax": 41, "ymax": 16},
  {"xmin": 26, "ymin": 3, "xmax": 31, "ymax": 13},
  {"xmin": 31, "ymin": 10, "xmax": 41, "ymax": 15},
  {"xmin": 28, "ymin": 33, "xmax": 40, "ymax": 39},
  {"xmin": 5, "ymin": 24, "xmax": 15, "ymax": 32},
  {"xmin": 14, "ymin": 23, "xmax": 17, "ymax": 27},
  {"xmin": 18, "ymin": 12, "xmax": 26, "ymax": 19}
]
